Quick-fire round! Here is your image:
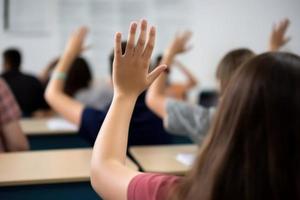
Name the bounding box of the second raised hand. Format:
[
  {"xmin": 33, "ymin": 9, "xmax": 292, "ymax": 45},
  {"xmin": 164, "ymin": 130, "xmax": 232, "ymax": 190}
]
[{"xmin": 112, "ymin": 19, "xmax": 167, "ymax": 98}]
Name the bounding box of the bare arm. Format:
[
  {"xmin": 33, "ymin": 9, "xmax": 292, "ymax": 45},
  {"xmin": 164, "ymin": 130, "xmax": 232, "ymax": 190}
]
[
  {"xmin": 2, "ymin": 120, "xmax": 29, "ymax": 151},
  {"xmin": 174, "ymin": 60, "xmax": 198, "ymax": 89},
  {"xmin": 146, "ymin": 31, "xmax": 192, "ymax": 118},
  {"xmin": 90, "ymin": 20, "xmax": 166, "ymax": 200},
  {"xmin": 45, "ymin": 28, "xmax": 88, "ymax": 125},
  {"xmin": 269, "ymin": 18, "xmax": 291, "ymax": 51}
]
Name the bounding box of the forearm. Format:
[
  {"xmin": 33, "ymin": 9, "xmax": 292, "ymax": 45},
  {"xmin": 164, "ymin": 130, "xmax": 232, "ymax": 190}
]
[
  {"xmin": 146, "ymin": 50, "xmax": 175, "ymax": 118},
  {"xmin": 93, "ymin": 94, "xmax": 137, "ymax": 162},
  {"xmin": 45, "ymin": 53, "xmax": 83, "ymax": 125},
  {"xmin": 91, "ymin": 94, "xmax": 139, "ymax": 198}
]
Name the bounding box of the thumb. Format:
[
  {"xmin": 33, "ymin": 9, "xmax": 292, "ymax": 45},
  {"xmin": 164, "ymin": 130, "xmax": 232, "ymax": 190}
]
[{"xmin": 147, "ymin": 65, "xmax": 168, "ymax": 86}]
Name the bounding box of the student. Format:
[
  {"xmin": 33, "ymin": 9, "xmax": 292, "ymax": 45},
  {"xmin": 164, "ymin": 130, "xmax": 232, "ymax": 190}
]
[
  {"xmin": 0, "ymin": 79, "xmax": 29, "ymax": 152},
  {"xmin": 1, "ymin": 48, "xmax": 46, "ymax": 117},
  {"xmin": 90, "ymin": 19, "xmax": 300, "ymax": 200},
  {"xmin": 146, "ymin": 19, "xmax": 290, "ymax": 143},
  {"xmin": 45, "ymin": 27, "xmax": 172, "ymax": 145},
  {"xmin": 155, "ymin": 54, "xmax": 198, "ymax": 101}
]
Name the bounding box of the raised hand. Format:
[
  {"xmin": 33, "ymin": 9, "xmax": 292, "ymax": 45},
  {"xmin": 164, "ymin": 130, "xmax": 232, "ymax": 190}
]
[
  {"xmin": 63, "ymin": 26, "xmax": 88, "ymax": 59},
  {"xmin": 165, "ymin": 31, "xmax": 193, "ymax": 56},
  {"xmin": 269, "ymin": 18, "xmax": 291, "ymax": 51},
  {"xmin": 112, "ymin": 20, "xmax": 167, "ymax": 98}
]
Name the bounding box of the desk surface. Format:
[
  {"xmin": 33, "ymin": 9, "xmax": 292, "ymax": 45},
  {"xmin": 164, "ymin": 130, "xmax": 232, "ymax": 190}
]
[
  {"xmin": 130, "ymin": 144, "xmax": 197, "ymax": 175},
  {"xmin": 21, "ymin": 118, "xmax": 77, "ymax": 136},
  {"xmin": 0, "ymin": 148, "xmax": 138, "ymax": 187}
]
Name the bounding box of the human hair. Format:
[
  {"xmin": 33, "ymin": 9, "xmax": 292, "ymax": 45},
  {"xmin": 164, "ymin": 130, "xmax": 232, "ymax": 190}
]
[
  {"xmin": 64, "ymin": 57, "xmax": 92, "ymax": 96},
  {"xmin": 170, "ymin": 52, "xmax": 300, "ymax": 200},
  {"xmin": 3, "ymin": 48, "xmax": 22, "ymax": 70},
  {"xmin": 216, "ymin": 48, "xmax": 255, "ymax": 94},
  {"xmin": 109, "ymin": 41, "xmax": 127, "ymax": 75}
]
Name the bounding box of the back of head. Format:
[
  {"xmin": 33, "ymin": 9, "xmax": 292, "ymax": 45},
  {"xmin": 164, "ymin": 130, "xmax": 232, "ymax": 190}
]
[
  {"xmin": 64, "ymin": 57, "xmax": 92, "ymax": 96},
  {"xmin": 172, "ymin": 52, "xmax": 300, "ymax": 200},
  {"xmin": 216, "ymin": 48, "xmax": 255, "ymax": 94},
  {"xmin": 109, "ymin": 41, "xmax": 127, "ymax": 76},
  {"xmin": 3, "ymin": 48, "xmax": 22, "ymax": 71}
]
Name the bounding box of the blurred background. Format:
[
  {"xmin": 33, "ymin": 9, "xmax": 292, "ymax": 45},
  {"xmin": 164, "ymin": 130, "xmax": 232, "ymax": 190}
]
[{"xmin": 0, "ymin": 0, "xmax": 299, "ymax": 91}]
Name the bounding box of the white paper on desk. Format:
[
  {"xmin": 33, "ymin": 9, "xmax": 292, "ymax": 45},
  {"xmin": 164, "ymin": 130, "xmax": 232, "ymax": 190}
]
[
  {"xmin": 46, "ymin": 118, "xmax": 78, "ymax": 131},
  {"xmin": 176, "ymin": 153, "xmax": 196, "ymax": 166}
]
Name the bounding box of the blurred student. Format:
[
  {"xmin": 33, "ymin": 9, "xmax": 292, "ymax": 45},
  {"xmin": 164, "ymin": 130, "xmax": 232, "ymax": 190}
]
[
  {"xmin": 40, "ymin": 56, "xmax": 113, "ymax": 110},
  {"xmin": 146, "ymin": 18, "xmax": 290, "ymax": 143},
  {"xmin": 45, "ymin": 27, "xmax": 171, "ymax": 145},
  {"xmin": 0, "ymin": 79, "xmax": 29, "ymax": 152},
  {"xmin": 90, "ymin": 19, "xmax": 300, "ymax": 200},
  {"xmin": 155, "ymin": 55, "xmax": 198, "ymax": 100},
  {"xmin": 1, "ymin": 48, "xmax": 46, "ymax": 117}
]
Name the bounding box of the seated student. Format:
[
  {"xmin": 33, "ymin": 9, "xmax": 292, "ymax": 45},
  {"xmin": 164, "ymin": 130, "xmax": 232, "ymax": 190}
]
[
  {"xmin": 0, "ymin": 79, "xmax": 29, "ymax": 152},
  {"xmin": 155, "ymin": 54, "xmax": 198, "ymax": 101},
  {"xmin": 40, "ymin": 57, "xmax": 113, "ymax": 110},
  {"xmin": 90, "ymin": 19, "xmax": 300, "ymax": 200},
  {"xmin": 1, "ymin": 48, "xmax": 46, "ymax": 117},
  {"xmin": 45, "ymin": 27, "xmax": 172, "ymax": 145},
  {"xmin": 146, "ymin": 18, "xmax": 290, "ymax": 143}
]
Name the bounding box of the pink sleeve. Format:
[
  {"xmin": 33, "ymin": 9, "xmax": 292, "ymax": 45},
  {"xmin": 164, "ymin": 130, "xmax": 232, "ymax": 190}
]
[{"xmin": 127, "ymin": 173, "xmax": 180, "ymax": 200}]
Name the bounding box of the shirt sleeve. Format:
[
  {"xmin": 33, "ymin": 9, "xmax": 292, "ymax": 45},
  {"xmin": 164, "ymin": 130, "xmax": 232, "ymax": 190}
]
[
  {"xmin": 0, "ymin": 79, "xmax": 21, "ymax": 124},
  {"xmin": 78, "ymin": 107, "xmax": 106, "ymax": 144},
  {"xmin": 127, "ymin": 173, "xmax": 180, "ymax": 200},
  {"xmin": 164, "ymin": 98, "xmax": 215, "ymax": 143}
]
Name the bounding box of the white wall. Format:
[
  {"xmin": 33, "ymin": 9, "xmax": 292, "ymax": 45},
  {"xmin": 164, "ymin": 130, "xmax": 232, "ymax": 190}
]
[{"xmin": 0, "ymin": 0, "xmax": 299, "ymax": 90}]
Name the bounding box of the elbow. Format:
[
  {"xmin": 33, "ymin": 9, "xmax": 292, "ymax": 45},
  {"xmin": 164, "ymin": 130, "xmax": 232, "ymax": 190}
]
[
  {"xmin": 44, "ymin": 86, "xmax": 62, "ymax": 107},
  {"xmin": 10, "ymin": 140, "xmax": 29, "ymax": 152},
  {"xmin": 90, "ymin": 165, "xmax": 100, "ymax": 194},
  {"xmin": 90, "ymin": 158, "xmax": 109, "ymax": 197},
  {"xmin": 44, "ymin": 87, "xmax": 53, "ymax": 104}
]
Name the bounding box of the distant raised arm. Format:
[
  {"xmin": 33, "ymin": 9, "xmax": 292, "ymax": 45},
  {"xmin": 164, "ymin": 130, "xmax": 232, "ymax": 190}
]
[
  {"xmin": 45, "ymin": 27, "xmax": 88, "ymax": 125},
  {"xmin": 146, "ymin": 31, "xmax": 192, "ymax": 118},
  {"xmin": 174, "ymin": 59, "xmax": 198, "ymax": 89},
  {"xmin": 269, "ymin": 18, "xmax": 291, "ymax": 51}
]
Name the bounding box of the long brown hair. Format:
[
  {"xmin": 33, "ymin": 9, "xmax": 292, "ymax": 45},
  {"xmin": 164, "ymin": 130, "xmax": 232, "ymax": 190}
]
[
  {"xmin": 216, "ymin": 48, "xmax": 255, "ymax": 94},
  {"xmin": 170, "ymin": 52, "xmax": 300, "ymax": 200}
]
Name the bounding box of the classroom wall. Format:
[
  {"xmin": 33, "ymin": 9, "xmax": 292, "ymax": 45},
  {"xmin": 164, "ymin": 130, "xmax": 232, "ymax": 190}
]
[{"xmin": 0, "ymin": 0, "xmax": 299, "ymax": 90}]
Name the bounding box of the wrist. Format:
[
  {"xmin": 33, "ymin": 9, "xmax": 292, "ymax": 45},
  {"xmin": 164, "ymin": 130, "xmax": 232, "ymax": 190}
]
[{"xmin": 113, "ymin": 92, "xmax": 138, "ymax": 103}]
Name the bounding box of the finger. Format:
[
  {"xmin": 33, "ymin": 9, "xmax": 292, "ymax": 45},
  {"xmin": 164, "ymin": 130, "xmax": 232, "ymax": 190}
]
[
  {"xmin": 78, "ymin": 26, "xmax": 88, "ymax": 36},
  {"xmin": 143, "ymin": 26, "xmax": 156, "ymax": 59},
  {"xmin": 136, "ymin": 19, "xmax": 148, "ymax": 55},
  {"xmin": 114, "ymin": 32, "xmax": 122, "ymax": 60},
  {"xmin": 125, "ymin": 22, "xmax": 138, "ymax": 55},
  {"xmin": 281, "ymin": 19, "xmax": 290, "ymax": 33},
  {"xmin": 147, "ymin": 64, "xmax": 167, "ymax": 86},
  {"xmin": 183, "ymin": 31, "xmax": 192, "ymax": 42}
]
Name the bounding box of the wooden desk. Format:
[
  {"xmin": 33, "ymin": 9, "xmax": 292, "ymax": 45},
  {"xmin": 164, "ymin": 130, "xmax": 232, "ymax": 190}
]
[
  {"xmin": 130, "ymin": 144, "xmax": 198, "ymax": 175},
  {"xmin": 0, "ymin": 148, "xmax": 138, "ymax": 187},
  {"xmin": 21, "ymin": 118, "xmax": 77, "ymax": 136}
]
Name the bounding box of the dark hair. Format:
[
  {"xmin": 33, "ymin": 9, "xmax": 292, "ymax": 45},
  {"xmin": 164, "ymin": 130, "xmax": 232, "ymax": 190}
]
[
  {"xmin": 171, "ymin": 52, "xmax": 300, "ymax": 200},
  {"xmin": 64, "ymin": 57, "xmax": 92, "ymax": 96},
  {"xmin": 109, "ymin": 41, "xmax": 127, "ymax": 75},
  {"xmin": 3, "ymin": 48, "xmax": 22, "ymax": 70},
  {"xmin": 155, "ymin": 54, "xmax": 163, "ymax": 67},
  {"xmin": 216, "ymin": 48, "xmax": 255, "ymax": 94}
]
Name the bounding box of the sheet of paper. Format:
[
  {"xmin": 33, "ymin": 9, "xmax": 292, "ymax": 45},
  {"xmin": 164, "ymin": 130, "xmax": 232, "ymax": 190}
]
[
  {"xmin": 46, "ymin": 118, "xmax": 78, "ymax": 131},
  {"xmin": 176, "ymin": 153, "xmax": 196, "ymax": 166}
]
